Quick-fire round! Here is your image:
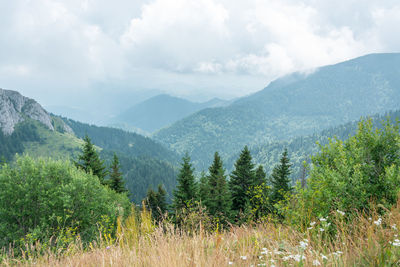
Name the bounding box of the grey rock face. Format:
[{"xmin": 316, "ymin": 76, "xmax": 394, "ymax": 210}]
[{"xmin": 0, "ymin": 88, "xmax": 54, "ymax": 135}]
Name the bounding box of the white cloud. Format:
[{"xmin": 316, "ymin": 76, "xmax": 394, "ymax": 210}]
[{"xmin": 0, "ymin": 0, "xmax": 399, "ymax": 110}]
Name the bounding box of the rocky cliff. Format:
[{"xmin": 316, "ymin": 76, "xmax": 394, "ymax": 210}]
[{"xmin": 0, "ymin": 88, "xmax": 71, "ymax": 135}]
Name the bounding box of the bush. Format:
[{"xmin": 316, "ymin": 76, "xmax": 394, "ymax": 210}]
[
  {"xmin": 0, "ymin": 155, "xmax": 131, "ymax": 249},
  {"xmin": 293, "ymin": 119, "xmax": 400, "ymax": 223}
]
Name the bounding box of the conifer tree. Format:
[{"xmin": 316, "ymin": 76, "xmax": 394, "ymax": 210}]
[
  {"xmin": 145, "ymin": 184, "xmax": 167, "ymax": 222},
  {"xmin": 109, "ymin": 153, "xmax": 127, "ymax": 193},
  {"xmin": 172, "ymin": 154, "xmax": 197, "ymax": 210},
  {"xmin": 270, "ymin": 149, "xmax": 292, "ymax": 203},
  {"xmin": 75, "ymin": 135, "xmax": 107, "ymax": 184},
  {"xmin": 229, "ymin": 146, "xmax": 256, "ymax": 215},
  {"xmin": 198, "ymin": 171, "xmax": 209, "ymax": 203},
  {"xmin": 254, "ymin": 165, "xmax": 267, "ymax": 187},
  {"xmin": 205, "ymin": 152, "xmax": 231, "ymax": 223}
]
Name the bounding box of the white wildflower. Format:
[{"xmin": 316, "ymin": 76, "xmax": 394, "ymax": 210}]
[
  {"xmin": 392, "ymin": 239, "xmax": 400, "ymax": 246},
  {"xmin": 257, "ymin": 264, "xmax": 266, "ymax": 267},
  {"xmin": 319, "ymin": 217, "xmax": 327, "ymax": 222},
  {"xmin": 374, "ymin": 218, "xmax": 382, "ymax": 226},
  {"xmin": 240, "ymin": 256, "xmax": 247, "ymax": 260},
  {"xmin": 283, "ymin": 256, "xmax": 291, "ymax": 261},
  {"xmin": 319, "ymin": 228, "xmax": 325, "ymax": 232},
  {"xmin": 313, "ymin": 259, "xmax": 321, "ymax": 266},
  {"xmin": 321, "ymin": 254, "xmax": 328, "ymax": 260},
  {"xmin": 310, "ymin": 221, "xmax": 316, "ymax": 226},
  {"xmin": 336, "ymin": 209, "xmax": 345, "ymax": 216},
  {"xmin": 260, "ymin": 250, "xmax": 267, "ymax": 255},
  {"xmin": 307, "ymin": 227, "xmax": 313, "ymax": 230},
  {"xmin": 228, "ymin": 262, "xmax": 233, "ymax": 265},
  {"xmin": 392, "ymin": 224, "xmax": 397, "ymax": 230},
  {"xmin": 293, "ymin": 254, "xmax": 306, "ymax": 262},
  {"xmin": 299, "ymin": 240, "xmax": 308, "ymax": 249}
]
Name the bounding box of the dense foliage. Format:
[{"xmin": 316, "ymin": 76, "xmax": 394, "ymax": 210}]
[
  {"xmin": 0, "ymin": 156, "xmax": 130, "ymax": 249},
  {"xmin": 293, "ymin": 119, "xmax": 400, "ymax": 222}
]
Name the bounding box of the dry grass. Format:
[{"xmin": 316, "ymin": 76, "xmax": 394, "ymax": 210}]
[{"xmin": 2, "ymin": 201, "xmax": 400, "ymax": 267}]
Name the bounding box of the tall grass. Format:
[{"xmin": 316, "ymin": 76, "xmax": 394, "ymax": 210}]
[{"xmin": 2, "ymin": 199, "xmax": 400, "ymax": 266}]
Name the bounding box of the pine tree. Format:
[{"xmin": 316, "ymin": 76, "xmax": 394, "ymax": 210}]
[
  {"xmin": 156, "ymin": 184, "xmax": 167, "ymax": 217},
  {"xmin": 109, "ymin": 153, "xmax": 127, "ymax": 193},
  {"xmin": 205, "ymin": 152, "xmax": 231, "ymax": 223},
  {"xmin": 248, "ymin": 165, "xmax": 271, "ymax": 220},
  {"xmin": 172, "ymin": 153, "xmax": 197, "ymax": 211},
  {"xmin": 75, "ymin": 135, "xmax": 107, "ymax": 184},
  {"xmin": 270, "ymin": 148, "xmax": 292, "ymax": 203},
  {"xmin": 229, "ymin": 146, "xmax": 256, "ymax": 215}
]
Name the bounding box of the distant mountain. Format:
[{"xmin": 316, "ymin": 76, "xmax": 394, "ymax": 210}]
[
  {"xmin": 113, "ymin": 94, "xmax": 227, "ymax": 133},
  {"xmin": 154, "ymin": 53, "xmax": 400, "ymax": 170},
  {"xmin": 0, "ymin": 88, "xmax": 179, "ymax": 203}
]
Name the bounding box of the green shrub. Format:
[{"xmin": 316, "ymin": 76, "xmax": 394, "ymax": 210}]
[
  {"xmin": 0, "ymin": 155, "xmax": 130, "ymax": 249},
  {"xmin": 293, "ymin": 118, "xmax": 400, "ymax": 224}
]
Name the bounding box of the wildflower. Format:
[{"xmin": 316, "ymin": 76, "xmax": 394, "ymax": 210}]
[
  {"xmin": 293, "ymin": 254, "xmax": 306, "ymax": 262},
  {"xmin": 307, "ymin": 227, "xmax": 313, "ymax": 230},
  {"xmin": 313, "ymin": 259, "xmax": 321, "ymax": 266},
  {"xmin": 299, "ymin": 240, "xmax": 308, "ymax": 249},
  {"xmin": 258, "ymin": 256, "xmax": 263, "ymax": 259},
  {"xmin": 374, "ymin": 218, "xmax": 382, "ymax": 226},
  {"xmin": 310, "ymin": 221, "xmax": 316, "ymax": 226},
  {"xmin": 319, "ymin": 217, "xmax": 327, "ymax": 222},
  {"xmin": 332, "ymin": 251, "xmax": 343, "ymax": 257},
  {"xmin": 257, "ymin": 264, "xmax": 267, "ymax": 267},
  {"xmin": 321, "ymin": 254, "xmax": 328, "ymax": 260},
  {"xmin": 368, "ymin": 217, "xmax": 372, "ymax": 221},
  {"xmin": 240, "ymin": 256, "xmax": 247, "ymax": 260},
  {"xmin": 106, "ymin": 246, "xmax": 111, "ymax": 250},
  {"xmin": 319, "ymin": 228, "xmax": 325, "ymax": 232},
  {"xmin": 228, "ymin": 262, "xmax": 233, "ymax": 265},
  {"xmin": 283, "ymin": 256, "xmax": 291, "ymax": 261},
  {"xmin": 391, "ymin": 239, "xmax": 400, "ymax": 246},
  {"xmin": 392, "ymin": 224, "xmax": 397, "ymax": 230},
  {"xmin": 336, "ymin": 210, "xmax": 345, "ymax": 216}
]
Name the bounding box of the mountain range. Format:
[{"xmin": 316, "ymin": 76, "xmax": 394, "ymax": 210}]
[
  {"xmin": 153, "ymin": 53, "xmax": 400, "ymax": 170},
  {"xmin": 112, "ymin": 94, "xmax": 228, "ymax": 133}
]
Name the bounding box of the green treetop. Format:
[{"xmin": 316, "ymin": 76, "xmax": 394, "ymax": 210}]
[
  {"xmin": 270, "ymin": 148, "xmax": 292, "ymax": 203},
  {"xmin": 109, "ymin": 153, "xmax": 127, "ymax": 193},
  {"xmin": 205, "ymin": 152, "xmax": 231, "ymax": 223},
  {"xmin": 172, "ymin": 153, "xmax": 197, "ymax": 211},
  {"xmin": 229, "ymin": 146, "xmax": 256, "ymax": 215},
  {"xmin": 75, "ymin": 135, "xmax": 107, "ymax": 185}
]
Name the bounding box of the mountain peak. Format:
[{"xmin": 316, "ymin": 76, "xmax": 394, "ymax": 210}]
[{"xmin": 0, "ymin": 88, "xmax": 55, "ymax": 135}]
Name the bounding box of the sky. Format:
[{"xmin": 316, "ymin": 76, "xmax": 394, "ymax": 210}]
[{"xmin": 1, "ymin": 0, "xmax": 400, "ymax": 120}]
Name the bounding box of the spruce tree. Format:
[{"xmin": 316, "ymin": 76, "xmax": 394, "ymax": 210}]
[
  {"xmin": 254, "ymin": 165, "xmax": 267, "ymax": 187},
  {"xmin": 75, "ymin": 135, "xmax": 107, "ymax": 184},
  {"xmin": 205, "ymin": 152, "xmax": 231, "ymax": 223},
  {"xmin": 109, "ymin": 153, "xmax": 127, "ymax": 193},
  {"xmin": 270, "ymin": 148, "xmax": 292, "ymax": 203},
  {"xmin": 145, "ymin": 184, "xmax": 167, "ymax": 222},
  {"xmin": 172, "ymin": 154, "xmax": 197, "ymax": 210},
  {"xmin": 229, "ymin": 146, "xmax": 256, "ymax": 215},
  {"xmin": 198, "ymin": 171, "xmax": 209, "ymax": 203}
]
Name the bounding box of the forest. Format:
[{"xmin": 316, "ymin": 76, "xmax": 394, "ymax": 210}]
[{"xmin": 1, "ymin": 117, "xmax": 400, "ymax": 266}]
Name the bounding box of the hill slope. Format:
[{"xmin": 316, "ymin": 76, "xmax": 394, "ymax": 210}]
[
  {"xmin": 154, "ymin": 53, "xmax": 400, "ymax": 170},
  {"xmin": 114, "ymin": 94, "xmax": 227, "ymax": 133}
]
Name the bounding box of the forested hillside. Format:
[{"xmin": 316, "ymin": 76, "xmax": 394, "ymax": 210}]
[
  {"xmin": 154, "ymin": 53, "xmax": 400, "ymax": 170},
  {"xmin": 114, "ymin": 94, "xmax": 227, "ymax": 133}
]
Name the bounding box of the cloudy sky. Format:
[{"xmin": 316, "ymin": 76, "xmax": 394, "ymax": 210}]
[{"xmin": 1, "ymin": 0, "xmax": 399, "ymax": 118}]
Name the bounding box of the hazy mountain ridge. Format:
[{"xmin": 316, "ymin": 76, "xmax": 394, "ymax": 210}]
[
  {"xmin": 154, "ymin": 53, "xmax": 400, "ymax": 170},
  {"xmin": 114, "ymin": 94, "xmax": 228, "ymax": 133}
]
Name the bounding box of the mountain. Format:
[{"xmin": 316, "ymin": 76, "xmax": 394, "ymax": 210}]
[
  {"xmin": 0, "ymin": 88, "xmax": 180, "ymax": 203},
  {"xmin": 113, "ymin": 94, "xmax": 227, "ymax": 133},
  {"xmin": 154, "ymin": 53, "xmax": 400, "ymax": 170}
]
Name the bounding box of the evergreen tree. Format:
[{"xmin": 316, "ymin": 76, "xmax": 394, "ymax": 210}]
[
  {"xmin": 205, "ymin": 152, "xmax": 231, "ymax": 223},
  {"xmin": 172, "ymin": 153, "xmax": 197, "ymax": 210},
  {"xmin": 75, "ymin": 135, "xmax": 107, "ymax": 184},
  {"xmin": 109, "ymin": 153, "xmax": 127, "ymax": 193},
  {"xmin": 254, "ymin": 165, "xmax": 267, "ymax": 187},
  {"xmin": 145, "ymin": 184, "xmax": 167, "ymax": 222},
  {"xmin": 198, "ymin": 171, "xmax": 209, "ymax": 203},
  {"xmin": 229, "ymin": 146, "xmax": 256, "ymax": 215},
  {"xmin": 270, "ymin": 148, "xmax": 292, "ymax": 203}
]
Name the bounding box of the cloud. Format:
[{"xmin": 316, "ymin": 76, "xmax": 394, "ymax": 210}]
[{"xmin": 0, "ymin": 0, "xmax": 399, "ymax": 110}]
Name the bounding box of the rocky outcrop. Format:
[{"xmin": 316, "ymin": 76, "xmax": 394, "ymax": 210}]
[{"xmin": 0, "ymin": 88, "xmax": 55, "ymax": 135}]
